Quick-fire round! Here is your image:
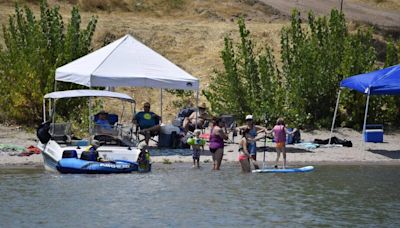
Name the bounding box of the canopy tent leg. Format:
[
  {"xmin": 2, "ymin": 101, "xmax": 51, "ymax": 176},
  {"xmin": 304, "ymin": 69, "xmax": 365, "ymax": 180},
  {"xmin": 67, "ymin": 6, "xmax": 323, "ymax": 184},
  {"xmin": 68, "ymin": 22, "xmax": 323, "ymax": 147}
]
[
  {"xmin": 51, "ymin": 99, "xmax": 56, "ymax": 135},
  {"xmin": 329, "ymin": 90, "xmax": 342, "ymax": 144},
  {"xmin": 362, "ymin": 92, "xmax": 371, "ymax": 160},
  {"xmin": 89, "ymin": 97, "xmax": 92, "ymax": 136},
  {"xmin": 43, "ymin": 98, "xmax": 46, "ymax": 122},
  {"xmin": 160, "ymin": 89, "xmax": 163, "ymax": 123},
  {"xmin": 195, "ymin": 90, "xmax": 199, "ymax": 129}
]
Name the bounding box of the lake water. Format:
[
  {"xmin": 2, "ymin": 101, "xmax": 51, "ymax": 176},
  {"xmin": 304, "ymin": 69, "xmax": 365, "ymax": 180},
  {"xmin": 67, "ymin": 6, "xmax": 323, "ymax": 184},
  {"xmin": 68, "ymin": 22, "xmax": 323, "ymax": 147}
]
[{"xmin": 1, "ymin": 164, "xmax": 399, "ymax": 227}]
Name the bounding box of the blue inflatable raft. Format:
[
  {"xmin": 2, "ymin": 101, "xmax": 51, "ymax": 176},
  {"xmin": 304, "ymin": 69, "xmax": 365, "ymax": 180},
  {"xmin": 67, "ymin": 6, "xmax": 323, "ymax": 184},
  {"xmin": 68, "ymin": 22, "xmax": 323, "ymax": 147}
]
[
  {"xmin": 252, "ymin": 166, "xmax": 315, "ymax": 173},
  {"xmin": 56, "ymin": 158, "xmax": 145, "ymax": 174}
]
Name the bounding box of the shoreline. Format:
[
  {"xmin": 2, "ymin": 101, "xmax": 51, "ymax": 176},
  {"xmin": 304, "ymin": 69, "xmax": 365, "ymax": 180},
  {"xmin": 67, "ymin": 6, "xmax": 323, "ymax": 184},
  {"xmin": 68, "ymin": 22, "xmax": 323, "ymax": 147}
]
[
  {"xmin": 1, "ymin": 161, "xmax": 400, "ymax": 170},
  {"xmin": 1, "ymin": 125, "xmax": 400, "ymax": 169},
  {"xmin": 1, "ymin": 154, "xmax": 400, "ymax": 170}
]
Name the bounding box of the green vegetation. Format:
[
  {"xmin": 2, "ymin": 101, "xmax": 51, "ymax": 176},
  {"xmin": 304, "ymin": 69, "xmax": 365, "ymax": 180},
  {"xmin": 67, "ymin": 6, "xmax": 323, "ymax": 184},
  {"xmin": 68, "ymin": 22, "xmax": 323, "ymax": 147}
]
[
  {"xmin": 205, "ymin": 9, "xmax": 400, "ymax": 129},
  {"xmin": 203, "ymin": 17, "xmax": 281, "ymax": 124},
  {"xmin": 0, "ymin": 0, "xmax": 97, "ymax": 126}
]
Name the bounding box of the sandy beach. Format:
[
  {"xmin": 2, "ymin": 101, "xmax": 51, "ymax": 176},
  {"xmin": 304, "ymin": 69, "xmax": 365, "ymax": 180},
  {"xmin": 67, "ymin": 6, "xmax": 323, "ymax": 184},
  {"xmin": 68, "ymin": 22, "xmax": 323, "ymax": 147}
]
[{"xmin": 1, "ymin": 124, "xmax": 399, "ymax": 168}]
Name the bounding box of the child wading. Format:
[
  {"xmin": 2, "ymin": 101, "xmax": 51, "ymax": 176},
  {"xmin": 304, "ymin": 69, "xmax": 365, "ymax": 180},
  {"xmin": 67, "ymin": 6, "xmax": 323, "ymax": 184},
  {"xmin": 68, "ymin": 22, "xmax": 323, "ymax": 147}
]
[
  {"xmin": 187, "ymin": 130, "xmax": 205, "ymax": 168},
  {"xmin": 271, "ymin": 118, "xmax": 292, "ymax": 169}
]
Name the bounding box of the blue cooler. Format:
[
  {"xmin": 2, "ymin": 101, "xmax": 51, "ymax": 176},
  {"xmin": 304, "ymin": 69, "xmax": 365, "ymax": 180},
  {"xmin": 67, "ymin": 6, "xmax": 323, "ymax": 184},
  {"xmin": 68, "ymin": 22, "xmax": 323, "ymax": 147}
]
[{"xmin": 364, "ymin": 124, "xmax": 383, "ymax": 143}]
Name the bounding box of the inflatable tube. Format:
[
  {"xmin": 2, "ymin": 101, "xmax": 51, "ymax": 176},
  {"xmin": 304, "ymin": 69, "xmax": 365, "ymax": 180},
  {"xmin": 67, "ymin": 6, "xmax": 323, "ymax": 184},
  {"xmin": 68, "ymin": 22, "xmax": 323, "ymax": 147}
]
[
  {"xmin": 56, "ymin": 158, "xmax": 140, "ymax": 174},
  {"xmin": 187, "ymin": 137, "xmax": 206, "ymax": 146},
  {"xmin": 252, "ymin": 166, "xmax": 314, "ymax": 173}
]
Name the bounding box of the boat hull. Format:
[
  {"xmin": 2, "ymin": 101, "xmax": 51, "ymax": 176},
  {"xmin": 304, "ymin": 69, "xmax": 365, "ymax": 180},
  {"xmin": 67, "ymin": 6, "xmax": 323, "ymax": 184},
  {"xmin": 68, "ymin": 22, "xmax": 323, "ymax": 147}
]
[
  {"xmin": 38, "ymin": 140, "xmax": 144, "ymax": 173},
  {"xmin": 56, "ymin": 158, "xmax": 148, "ymax": 174}
]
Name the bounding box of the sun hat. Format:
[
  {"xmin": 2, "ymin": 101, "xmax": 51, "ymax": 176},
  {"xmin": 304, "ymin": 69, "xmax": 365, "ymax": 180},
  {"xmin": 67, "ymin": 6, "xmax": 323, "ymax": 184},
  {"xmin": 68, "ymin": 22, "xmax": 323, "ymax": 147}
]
[
  {"xmin": 245, "ymin": 115, "xmax": 253, "ymax": 120},
  {"xmin": 198, "ymin": 102, "xmax": 207, "ymax": 109}
]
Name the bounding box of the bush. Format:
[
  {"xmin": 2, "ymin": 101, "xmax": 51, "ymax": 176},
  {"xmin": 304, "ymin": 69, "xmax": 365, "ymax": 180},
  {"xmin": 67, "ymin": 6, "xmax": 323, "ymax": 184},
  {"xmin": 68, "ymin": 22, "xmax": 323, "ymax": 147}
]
[
  {"xmin": 207, "ymin": 9, "xmax": 399, "ymax": 129},
  {"xmin": 0, "ymin": 0, "xmax": 97, "ymax": 126}
]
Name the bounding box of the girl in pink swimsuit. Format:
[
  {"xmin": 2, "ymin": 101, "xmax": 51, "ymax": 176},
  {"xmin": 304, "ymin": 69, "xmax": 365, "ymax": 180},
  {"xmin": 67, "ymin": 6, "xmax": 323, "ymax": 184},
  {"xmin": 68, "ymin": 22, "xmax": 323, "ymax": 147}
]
[
  {"xmin": 272, "ymin": 118, "xmax": 292, "ymax": 169},
  {"xmin": 238, "ymin": 128, "xmax": 259, "ymax": 172}
]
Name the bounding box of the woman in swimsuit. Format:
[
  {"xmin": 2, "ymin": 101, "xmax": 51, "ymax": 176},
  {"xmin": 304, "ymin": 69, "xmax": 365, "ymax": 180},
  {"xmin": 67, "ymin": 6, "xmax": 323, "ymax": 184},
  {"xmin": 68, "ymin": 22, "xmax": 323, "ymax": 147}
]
[
  {"xmin": 238, "ymin": 128, "xmax": 252, "ymax": 172},
  {"xmin": 236, "ymin": 115, "xmax": 267, "ymax": 160},
  {"xmin": 209, "ymin": 117, "xmax": 228, "ymax": 170}
]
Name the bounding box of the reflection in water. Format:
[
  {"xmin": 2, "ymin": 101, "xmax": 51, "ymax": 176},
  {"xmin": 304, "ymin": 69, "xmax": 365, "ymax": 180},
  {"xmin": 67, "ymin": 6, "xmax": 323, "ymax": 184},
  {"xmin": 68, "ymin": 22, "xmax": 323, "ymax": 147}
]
[{"xmin": 0, "ymin": 165, "xmax": 400, "ymax": 227}]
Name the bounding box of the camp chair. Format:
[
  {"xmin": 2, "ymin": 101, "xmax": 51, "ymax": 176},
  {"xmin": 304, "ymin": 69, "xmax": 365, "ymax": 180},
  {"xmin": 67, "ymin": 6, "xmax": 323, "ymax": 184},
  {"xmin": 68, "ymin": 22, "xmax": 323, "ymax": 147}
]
[
  {"xmin": 50, "ymin": 122, "xmax": 72, "ymax": 144},
  {"xmin": 93, "ymin": 113, "xmax": 119, "ymax": 125},
  {"xmin": 135, "ymin": 116, "xmax": 160, "ymax": 145},
  {"xmin": 93, "ymin": 113, "xmax": 120, "ymax": 137}
]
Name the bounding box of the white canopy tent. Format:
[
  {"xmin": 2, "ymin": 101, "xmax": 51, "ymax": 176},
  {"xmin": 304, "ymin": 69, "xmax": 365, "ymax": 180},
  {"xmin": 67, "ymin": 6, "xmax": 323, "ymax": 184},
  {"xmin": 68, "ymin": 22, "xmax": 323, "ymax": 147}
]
[
  {"xmin": 55, "ymin": 34, "xmax": 200, "ymax": 122},
  {"xmin": 44, "ymin": 89, "xmax": 134, "ymax": 101}
]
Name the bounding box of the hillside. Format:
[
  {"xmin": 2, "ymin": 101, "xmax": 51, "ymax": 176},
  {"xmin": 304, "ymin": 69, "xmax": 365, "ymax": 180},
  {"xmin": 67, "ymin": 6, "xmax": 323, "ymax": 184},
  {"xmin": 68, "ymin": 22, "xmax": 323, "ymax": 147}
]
[
  {"xmin": 0, "ymin": 0, "xmax": 398, "ymax": 123},
  {"xmin": 0, "ymin": 0, "xmax": 288, "ymax": 122}
]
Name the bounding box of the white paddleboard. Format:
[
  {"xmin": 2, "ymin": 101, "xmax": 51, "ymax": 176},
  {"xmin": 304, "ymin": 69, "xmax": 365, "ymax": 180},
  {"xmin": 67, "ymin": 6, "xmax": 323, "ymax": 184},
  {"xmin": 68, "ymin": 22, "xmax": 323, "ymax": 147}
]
[{"xmin": 252, "ymin": 166, "xmax": 314, "ymax": 173}]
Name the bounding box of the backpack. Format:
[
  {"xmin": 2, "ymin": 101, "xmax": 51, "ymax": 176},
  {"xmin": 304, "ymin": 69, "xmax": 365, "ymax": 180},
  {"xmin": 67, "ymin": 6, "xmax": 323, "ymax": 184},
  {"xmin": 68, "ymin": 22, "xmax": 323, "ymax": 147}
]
[
  {"xmin": 177, "ymin": 108, "xmax": 195, "ymax": 118},
  {"xmin": 37, "ymin": 121, "xmax": 51, "ymax": 144}
]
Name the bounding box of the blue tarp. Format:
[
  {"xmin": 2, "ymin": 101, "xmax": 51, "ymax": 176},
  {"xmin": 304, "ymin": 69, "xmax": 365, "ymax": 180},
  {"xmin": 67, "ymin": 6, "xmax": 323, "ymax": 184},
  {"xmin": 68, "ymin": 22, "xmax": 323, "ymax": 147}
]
[{"xmin": 340, "ymin": 64, "xmax": 400, "ymax": 95}]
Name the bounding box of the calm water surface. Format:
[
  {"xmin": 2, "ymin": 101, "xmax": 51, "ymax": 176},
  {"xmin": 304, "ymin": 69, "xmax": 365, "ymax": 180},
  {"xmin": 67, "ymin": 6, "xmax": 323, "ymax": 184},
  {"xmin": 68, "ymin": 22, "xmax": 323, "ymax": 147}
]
[{"xmin": 0, "ymin": 164, "xmax": 399, "ymax": 227}]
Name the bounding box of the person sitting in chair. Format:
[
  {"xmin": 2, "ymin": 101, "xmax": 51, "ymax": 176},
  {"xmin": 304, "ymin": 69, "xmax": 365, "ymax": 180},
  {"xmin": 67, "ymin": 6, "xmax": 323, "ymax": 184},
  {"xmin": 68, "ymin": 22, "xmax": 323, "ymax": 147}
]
[
  {"xmin": 95, "ymin": 110, "xmax": 114, "ymax": 135},
  {"xmin": 133, "ymin": 102, "xmax": 161, "ymax": 145},
  {"xmin": 182, "ymin": 102, "xmax": 210, "ymax": 132}
]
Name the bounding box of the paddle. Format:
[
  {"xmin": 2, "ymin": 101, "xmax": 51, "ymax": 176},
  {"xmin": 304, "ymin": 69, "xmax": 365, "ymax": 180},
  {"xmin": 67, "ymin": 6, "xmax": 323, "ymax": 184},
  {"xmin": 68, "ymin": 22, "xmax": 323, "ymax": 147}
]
[{"xmin": 250, "ymin": 158, "xmax": 260, "ymax": 170}]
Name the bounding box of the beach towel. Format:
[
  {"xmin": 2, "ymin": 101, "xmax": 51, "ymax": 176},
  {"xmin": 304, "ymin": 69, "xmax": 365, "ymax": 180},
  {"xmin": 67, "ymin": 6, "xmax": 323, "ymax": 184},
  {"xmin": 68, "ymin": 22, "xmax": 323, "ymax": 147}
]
[{"xmin": 294, "ymin": 142, "xmax": 320, "ymax": 150}]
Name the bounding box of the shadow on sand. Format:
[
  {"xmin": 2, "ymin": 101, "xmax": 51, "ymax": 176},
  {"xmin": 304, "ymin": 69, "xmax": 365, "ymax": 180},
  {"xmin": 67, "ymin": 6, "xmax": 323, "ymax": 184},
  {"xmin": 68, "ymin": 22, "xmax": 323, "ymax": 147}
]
[{"xmin": 368, "ymin": 149, "xmax": 400, "ymax": 159}]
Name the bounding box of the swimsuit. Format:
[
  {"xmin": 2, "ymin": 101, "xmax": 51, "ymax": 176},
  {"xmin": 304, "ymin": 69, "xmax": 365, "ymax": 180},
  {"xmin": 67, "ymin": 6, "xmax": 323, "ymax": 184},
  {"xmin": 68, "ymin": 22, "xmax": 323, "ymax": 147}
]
[
  {"xmin": 209, "ymin": 127, "xmax": 224, "ymax": 153},
  {"xmin": 192, "ymin": 148, "xmax": 201, "ymax": 159},
  {"xmin": 248, "ymin": 126, "xmax": 257, "ymax": 155},
  {"xmin": 273, "ymin": 125, "xmax": 286, "ymax": 148},
  {"xmin": 238, "ymin": 140, "xmax": 250, "ymax": 161}
]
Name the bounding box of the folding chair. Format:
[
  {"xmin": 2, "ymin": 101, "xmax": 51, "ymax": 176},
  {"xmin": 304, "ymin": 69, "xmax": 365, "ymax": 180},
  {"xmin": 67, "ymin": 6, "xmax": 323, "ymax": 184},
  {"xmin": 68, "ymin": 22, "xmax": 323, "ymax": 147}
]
[
  {"xmin": 93, "ymin": 113, "xmax": 120, "ymax": 137},
  {"xmin": 50, "ymin": 122, "xmax": 72, "ymax": 144},
  {"xmin": 135, "ymin": 117, "xmax": 160, "ymax": 145}
]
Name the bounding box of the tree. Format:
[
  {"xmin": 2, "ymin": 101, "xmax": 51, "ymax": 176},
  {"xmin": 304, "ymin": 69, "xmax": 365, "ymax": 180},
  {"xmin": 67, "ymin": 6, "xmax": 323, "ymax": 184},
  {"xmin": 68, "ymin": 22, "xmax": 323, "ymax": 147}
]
[
  {"xmin": 204, "ymin": 18, "xmax": 280, "ymax": 123},
  {"xmin": 0, "ymin": 0, "xmax": 97, "ymax": 126}
]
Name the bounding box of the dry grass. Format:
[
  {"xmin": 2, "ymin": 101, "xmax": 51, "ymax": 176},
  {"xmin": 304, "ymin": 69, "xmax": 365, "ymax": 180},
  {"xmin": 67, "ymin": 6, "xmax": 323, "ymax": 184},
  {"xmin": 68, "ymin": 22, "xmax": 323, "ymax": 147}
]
[
  {"xmin": 0, "ymin": 0, "xmax": 394, "ymax": 123},
  {"xmin": 0, "ymin": 0, "xmax": 284, "ymax": 122},
  {"xmin": 350, "ymin": 0, "xmax": 400, "ymax": 10}
]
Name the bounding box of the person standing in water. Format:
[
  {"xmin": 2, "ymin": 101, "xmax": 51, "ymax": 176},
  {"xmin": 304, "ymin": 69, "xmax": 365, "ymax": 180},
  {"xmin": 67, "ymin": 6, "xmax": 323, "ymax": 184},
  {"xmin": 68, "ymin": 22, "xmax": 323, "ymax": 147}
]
[
  {"xmin": 187, "ymin": 129, "xmax": 205, "ymax": 168},
  {"xmin": 238, "ymin": 128, "xmax": 260, "ymax": 172},
  {"xmin": 271, "ymin": 117, "xmax": 292, "ymax": 169},
  {"xmin": 236, "ymin": 115, "xmax": 267, "ymax": 161},
  {"xmin": 209, "ymin": 117, "xmax": 228, "ymax": 170}
]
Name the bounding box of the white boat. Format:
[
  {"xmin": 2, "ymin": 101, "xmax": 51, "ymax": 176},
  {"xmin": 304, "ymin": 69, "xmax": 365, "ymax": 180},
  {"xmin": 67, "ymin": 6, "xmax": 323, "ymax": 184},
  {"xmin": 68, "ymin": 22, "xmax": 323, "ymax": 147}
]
[{"xmin": 37, "ymin": 89, "xmax": 144, "ymax": 172}]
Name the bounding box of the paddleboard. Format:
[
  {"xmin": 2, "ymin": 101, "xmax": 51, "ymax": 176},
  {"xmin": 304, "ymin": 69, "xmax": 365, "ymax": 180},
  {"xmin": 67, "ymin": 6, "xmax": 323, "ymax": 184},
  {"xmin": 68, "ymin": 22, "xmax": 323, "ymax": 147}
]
[{"xmin": 252, "ymin": 166, "xmax": 314, "ymax": 173}]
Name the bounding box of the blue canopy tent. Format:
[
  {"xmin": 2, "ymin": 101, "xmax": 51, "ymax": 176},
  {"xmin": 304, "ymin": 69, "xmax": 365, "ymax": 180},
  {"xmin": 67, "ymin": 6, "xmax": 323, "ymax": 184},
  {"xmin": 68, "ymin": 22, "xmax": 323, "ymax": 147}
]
[{"xmin": 329, "ymin": 64, "xmax": 400, "ymax": 144}]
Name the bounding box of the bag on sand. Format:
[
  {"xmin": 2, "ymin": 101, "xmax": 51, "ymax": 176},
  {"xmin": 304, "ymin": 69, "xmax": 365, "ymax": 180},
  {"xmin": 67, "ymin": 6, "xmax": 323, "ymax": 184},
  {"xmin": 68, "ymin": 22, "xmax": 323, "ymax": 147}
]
[
  {"xmin": 37, "ymin": 121, "xmax": 51, "ymax": 144},
  {"xmin": 314, "ymin": 136, "xmax": 352, "ymax": 147}
]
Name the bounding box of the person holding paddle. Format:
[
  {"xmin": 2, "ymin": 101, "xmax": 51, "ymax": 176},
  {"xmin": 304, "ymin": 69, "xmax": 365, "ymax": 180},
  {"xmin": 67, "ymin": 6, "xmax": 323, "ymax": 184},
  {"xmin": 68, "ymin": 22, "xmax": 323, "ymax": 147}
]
[
  {"xmin": 236, "ymin": 115, "xmax": 267, "ymax": 161},
  {"xmin": 238, "ymin": 128, "xmax": 260, "ymax": 172}
]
